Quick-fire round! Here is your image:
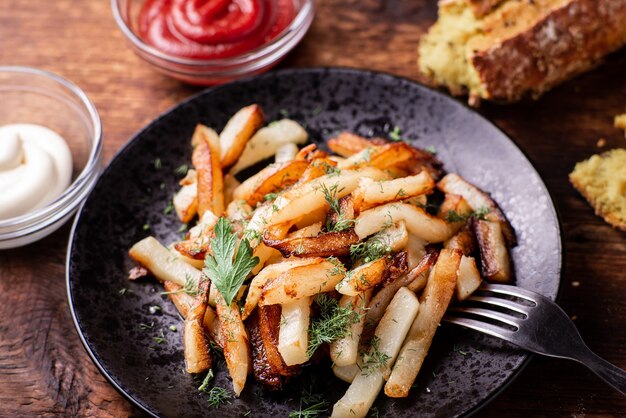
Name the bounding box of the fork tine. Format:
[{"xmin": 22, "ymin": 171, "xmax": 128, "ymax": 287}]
[
  {"xmin": 465, "ymin": 295, "xmax": 532, "ymax": 316},
  {"xmin": 443, "ymin": 314, "xmax": 516, "ymax": 341},
  {"xmin": 479, "ymin": 283, "xmax": 538, "ymax": 304},
  {"xmin": 447, "ymin": 306, "xmax": 520, "ymax": 328}
]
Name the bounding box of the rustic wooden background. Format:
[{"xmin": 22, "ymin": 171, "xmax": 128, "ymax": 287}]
[{"xmin": 1, "ymin": 0, "xmax": 625, "ymax": 416}]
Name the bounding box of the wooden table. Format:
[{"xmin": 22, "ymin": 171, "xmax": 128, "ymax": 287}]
[{"xmin": 1, "ymin": 1, "xmax": 625, "ymax": 416}]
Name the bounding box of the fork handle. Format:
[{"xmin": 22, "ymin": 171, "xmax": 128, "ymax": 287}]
[{"xmin": 573, "ymin": 346, "xmax": 626, "ymax": 396}]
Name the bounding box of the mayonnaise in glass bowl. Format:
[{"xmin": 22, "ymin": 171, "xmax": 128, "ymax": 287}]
[{"xmin": 0, "ymin": 67, "xmax": 102, "ymax": 249}]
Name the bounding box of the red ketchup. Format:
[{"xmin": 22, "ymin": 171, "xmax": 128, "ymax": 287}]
[{"xmin": 139, "ymin": 0, "xmax": 296, "ymax": 59}]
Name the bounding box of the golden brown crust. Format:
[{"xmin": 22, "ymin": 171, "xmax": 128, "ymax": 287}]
[
  {"xmin": 470, "ymin": 0, "xmax": 626, "ymax": 101},
  {"xmin": 464, "ymin": 0, "xmax": 505, "ymax": 17}
]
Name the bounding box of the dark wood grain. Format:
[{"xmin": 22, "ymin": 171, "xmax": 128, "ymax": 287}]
[{"xmin": 0, "ymin": 0, "xmax": 624, "ymax": 417}]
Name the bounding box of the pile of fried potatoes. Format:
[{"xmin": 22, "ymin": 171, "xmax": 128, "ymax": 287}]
[{"xmin": 128, "ymin": 104, "xmax": 515, "ymax": 417}]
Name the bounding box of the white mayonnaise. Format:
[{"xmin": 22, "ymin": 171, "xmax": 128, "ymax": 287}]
[{"xmin": 0, "ymin": 123, "xmax": 73, "ymax": 220}]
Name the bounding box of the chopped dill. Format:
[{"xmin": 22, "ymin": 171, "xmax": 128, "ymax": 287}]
[
  {"xmin": 142, "ymin": 223, "xmax": 150, "ymax": 231},
  {"xmin": 307, "ymin": 294, "xmax": 361, "ymax": 358},
  {"xmin": 289, "ymin": 379, "xmax": 329, "ymax": 418},
  {"xmin": 205, "ymin": 386, "xmax": 232, "ymax": 408},
  {"xmin": 148, "ymin": 305, "xmax": 161, "ymax": 314},
  {"xmin": 444, "ymin": 206, "xmax": 490, "ymax": 223},
  {"xmin": 168, "ymin": 325, "xmax": 178, "ymax": 332},
  {"xmin": 264, "ymin": 192, "xmax": 279, "ymax": 202},
  {"xmin": 198, "ymin": 370, "xmax": 214, "ymax": 392},
  {"xmin": 139, "ymin": 322, "xmax": 154, "ymax": 330},
  {"xmin": 389, "ymin": 126, "xmax": 403, "ymax": 141},
  {"xmin": 174, "ymin": 164, "xmax": 189, "ymax": 176},
  {"xmin": 426, "ymin": 145, "xmax": 437, "ymax": 155},
  {"xmin": 153, "ymin": 158, "xmax": 162, "ymax": 170},
  {"xmin": 360, "ymin": 336, "xmax": 391, "ymax": 375},
  {"xmin": 160, "ymin": 274, "xmax": 198, "ymax": 297},
  {"xmin": 163, "ymin": 201, "xmax": 175, "ymax": 215},
  {"xmin": 350, "ymin": 235, "xmax": 393, "ymax": 263},
  {"xmin": 153, "ymin": 329, "xmax": 166, "ymax": 344}
]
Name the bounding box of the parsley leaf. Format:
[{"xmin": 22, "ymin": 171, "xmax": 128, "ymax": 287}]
[{"xmin": 203, "ymin": 218, "xmax": 259, "ymax": 306}]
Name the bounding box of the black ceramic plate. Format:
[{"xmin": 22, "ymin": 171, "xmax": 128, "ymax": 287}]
[{"xmin": 67, "ymin": 68, "xmax": 561, "ymax": 418}]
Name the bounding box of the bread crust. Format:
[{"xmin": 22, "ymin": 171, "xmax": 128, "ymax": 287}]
[{"xmin": 470, "ymin": 0, "xmax": 626, "ymax": 101}]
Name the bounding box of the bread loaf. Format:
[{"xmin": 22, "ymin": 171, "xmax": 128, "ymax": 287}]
[
  {"xmin": 419, "ymin": 0, "xmax": 626, "ymax": 104},
  {"xmin": 570, "ymin": 149, "xmax": 626, "ymax": 232}
]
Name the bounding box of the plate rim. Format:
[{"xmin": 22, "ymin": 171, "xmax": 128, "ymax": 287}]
[{"xmin": 66, "ymin": 66, "xmax": 563, "ymax": 418}]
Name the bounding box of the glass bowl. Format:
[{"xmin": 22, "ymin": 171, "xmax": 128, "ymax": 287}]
[
  {"xmin": 111, "ymin": 0, "xmax": 315, "ymax": 85},
  {"xmin": 0, "ymin": 67, "xmax": 102, "ymax": 249}
]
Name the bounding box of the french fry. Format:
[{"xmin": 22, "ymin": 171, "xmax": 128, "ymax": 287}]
[
  {"xmin": 233, "ymin": 160, "xmax": 309, "ymax": 207},
  {"xmin": 297, "ymin": 157, "xmax": 339, "ymax": 184},
  {"xmin": 332, "ymin": 363, "xmax": 360, "ymax": 383},
  {"xmin": 336, "ymin": 258, "xmax": 387, "ymax": 296},
  {"xmin": 216, "ymin": 293, "xmax": 250, "ymax": 396},
  {"xmin": 354, "ymin": 202, "xmax": 456, "ymax": 243},
  {"xmin": 226, "ymin": 199, "xmax": 253, "ymax": 222},
  {"xmin": 219, "ymin": 104, "xmax": 265, "ymax": 169},
  {"xmin": 472, "ymin": 218, "xmax": 512, "ymax": 283},
  {"xmin": 175, "ymin": 211, "xmax": 219, "ymax": 260},
  {"xmin": 203, "ymin": 303, "xmax": 224, "ymax": 349},
  {"xmin": 229, "ymin": 119, "xmax": 308, "ymax": 174},
  {"xmin": 259, "ymin": 257, "xmax": 346, "ymax": 306},
  {"xmin": 327, "ymin": 132, "xmax": 387, "ymax": 157},
  {"xmin": 444, "ymin": 224, "xmax": 477, "ymax": 256},
  {"xmin": 456, "ymin": 255, "xmax": 482, "ymax": 301},
  {"xmin": 384, "ymin": 249, "xmax": 461, "ymax": 398},
  {"xmin": 331, "ymin": 287, "xmax": 419, "ymax": 418},
  {"xmin": 406, "ymin": 233, "xmax": 427, "ymax": 270},
  {"xmin": 352, "ymin": 171, "xmax": 435, "ymax": 212},
  {"xmin": 173, "ymin": 169, "xmax": 198, "ymax": 223},
  {"xmin": 242, "ymin": 258, "xmax": 319, "ymax": 320},
  {"xmin": 437, "ymin": 173, "xmax": 516, "ymax": 246},
  {"xmin": 129, "ymin": 237, "xmax": 202, "ymax": 288},
  {"xmin": 163, "ymin": 281, "xmax": 195, "ymax": 318},
  {"xmin": 329, "ymin": 291, "xmax": 372, "ymax": 367},
  {"xmin": 192, "ymin": 125, "xmax": 224, "ymax": 217},
  {"xmin": 263, "ymin": 229, "xmax": 360, "ymax": 258},
  {"xmin": 183, "ymin": 280, "xmax": 212, "ymax": 374},
  {"xmin": 277, "ymin": 297, "xmax": 311, "ymax": 366},
  {"xmin": 251, "ymin": 167, "xmax": 389, "ymax": 230},
  {"xmin": 275, "ymin": 142, "xmax": 299, "ymax": 163},
  {"xmin": 287, "ymin": 222, "xmax": 322, "ymax": 238}
]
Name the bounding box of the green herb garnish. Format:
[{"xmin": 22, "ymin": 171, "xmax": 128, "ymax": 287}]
[
  {"xmin": 264, "ymin": 192, "xmax": 279, "ymax": 202},
  {"xmin": 203, "ymin": 218, "xmax": 259, "ymax": 306},
  {"xmin": 174, "ymin": 164, "xmax": 189, "ymax": 176},
  {"xmin": 160, "ymin": 274, "xmax": 197, "ymax": 297},
  {"xmin": 163, "ymin": 201, "xmax": 175, "ymax": 215},
  {"xmin": 153, "ymin": 158, "xmax": 162, "ymax": 169},
  {"xmin": 198, "ymin": 370, "xmax": 214, "ymax": 393},
  {"xmin": 350, "ymin": 235, "xmax": 393, "ymax": 263},
  {"xmin": 205, "ymin": 386, "xmax": 232, "ymax": 408},
  {"xmin": 444, "ymin": 206, "xmax": 490, "ymax": 223},
  {"xmin": 153, "ymin": 329, "xmax": 166, "ymax": 344},
  {"xmin": 389, "ymin": 126, "xmax": 402, "ymax": 141},
  {"xmin": 307, "ymin": 294, "xmax": 361, "ymax": 358},
  {"xmin": 360, "ymin": 336, "xmax": 391, "ymax": 375}
]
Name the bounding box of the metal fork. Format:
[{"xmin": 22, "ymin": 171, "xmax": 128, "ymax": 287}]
[{"xmin": 443, "ymin": 283, "xmax": 626, "ymax": 395}]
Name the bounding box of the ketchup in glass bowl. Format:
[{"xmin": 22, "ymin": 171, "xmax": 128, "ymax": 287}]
[{"xmin": 112, "ymin": 0, "xmax": 314, "ymax": 84}]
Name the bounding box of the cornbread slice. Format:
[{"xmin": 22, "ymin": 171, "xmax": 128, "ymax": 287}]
[
  {"xmin": 419, "ymin": 0, "xmax": 626, "ymax": 104},
  {"xmin": 570, "ymin": 149, "xmax": 626, "ymax": 231}
]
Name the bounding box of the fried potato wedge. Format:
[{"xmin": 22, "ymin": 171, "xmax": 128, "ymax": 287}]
[
  {"xmin": 288, "ymin": 222, "xmax": 322, "ymax": 239},
  {"xmin": 472, "ymin": 218, "xmax": 512, "ymax": 283},
  {"xmin": 192, "ymin": 125, "xmax": 224, "ymax": 217},
  {"xmin": 183, "ymin": 280, "xmax": 212, "ymax": 374},
  {"xmin": 129, "ymin": 237, "xmax": 202, "ymax": 288},
  {"xmin": 263, "ymin": 229, "xmax": 360, "ymax": 258},
  {"xmin": 362, "ymin": 251, "xmax": 437, "ymax": 342},
  {"xmin": 258, "ymin": 305, "xmax": 300, "ymax": 377},
  {"xmin": 163, "ymin": 281, "xmax": 195, "ymax": 318},
  {"xmin": 354, "ymin": 202, "xmax": 456, "ymax": 243},
  {"xmin": 259, "ymin": 258, "xmax": 346, "ymax": 306},
  {"xmin": 457, "ymin": 255, "xmax": 482, "ymax": 301},
  {"xmin": 242, "ymin": 258, "xmax": 319, "ymax": 320},
  {"xmin": 327, "ymin": 132, "xmax": 387, "ymax": 157},
  {"xmin": 275, "ymin": 142, "xmax": 299, "ymax": 163},
  {"xmin": 437, "ymin": 173, "xmax": 516, "ymax": 246},
  {"xmin": 329, "ymin": 291, "xmax": 372, "ymax": 367},
  {"xmin": 249, "ymin": 167, "xmax": 389, "ymax": 231},
  {"xmin": 173, "ymin": 169, "xmax": 198, "ymax": 223},
  {"xmin": 384, "ymin": 249, "xmax": 461, "ymax": 398},
  {"xmin": 332, "ymin": 363, "xmax": 361, "ymax": 383},
  {"xmin": 336, "ymin": 258, "xmax": 387, "ymax": 296},
  {"xmin": 229, "ymin": 119, "xmax": 308, "ymax": 174},
  {"xmin": 175, "ymin": 211, "xmax": 219, "ymax": 259},
  {"xmin": 220, "ymin": 104, "xmax": 265, "ymax": 169},
  {"xmin": 248, "ymin": 310, "xmax": 284, "ymax": 390},
  {"xmin": 332, "ymin": 287, "xmax": 419, "ymax": 418},
  {"xmin": 223, "ymin": 174, "xmax": 241, "ymax": 208},
  {"xmin": 444, "ymin": 224, "xmax": 477, "ymax": 256},
  {"xmin": 352, "ymin": 171, "xmax": 435, "ymax": 213},
  {"xmin": 297, "ymin": 157, "xmax": 339, "ymax": 184},
  {"xmin": 216, "ymin": 293, "xmax": 251, "ymax": 396},
  {"xmin": 233, "ymin": 160, "xmax": 309, "ymax": 207},
  {"xmin": 277, "ymin": 297, "xmax": 311, "ymax": 366},
  {"xmin": 226, "ymin": 199, "xmax": 253, "ymax": 222}
]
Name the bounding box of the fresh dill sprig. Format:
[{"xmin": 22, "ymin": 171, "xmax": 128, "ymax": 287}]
[
  {"xmin": 153, "ymin": 158, "xmax": 162, "ymax": 170},
  {"xmin": 174, "ymin": 164, "xmax": 189, "ymax": 176},
  {"xmin": 153, "ymin": 329, "xmax": 166, "ymax": 344},
  {"xmin": 203, "ymin": 218, "xmax": 259, "ymax": 306},
  {"xmin": 160, "ymin": 274, "xmax": 197, "ymax": 296},
  {"xmin": 320, "ymin": 183, "xmax": 342, "ymax": 215},
  {"xmin": 163, "ymin": 201, "xmax": 175, "ymax": 215},
  {"xmin": 349, "ymin": 235, "xmax": 393, "ymax": 263},
  {"xmin": 307, "ymin": 294, "xmax": 361, "ymax": 358},
  {"xmin": 205, "ymin": 386, "xmax": 232, "ymax": 408},
  {"xmin": 389, "ymin": 126, "xmax": 403, "ymax": 141},
  {"xmin": 289, "ymin": 379, "xmax": 330, "ymax": 418},
  {"xmin": 444, "ymin": 206, "xmax": 490, "ymax": 223},
  {"xmin": 320, "ymin": 183, "xmax": 354, "ymax": 232},
  {"xmin": 264, "ymin": 192, "xmax": 279, "ymax": 202},
  {"xmin": 360, "ymin": 336, "xmax": 391, "ymax": 376}
]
